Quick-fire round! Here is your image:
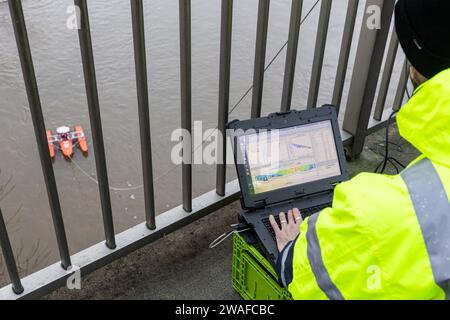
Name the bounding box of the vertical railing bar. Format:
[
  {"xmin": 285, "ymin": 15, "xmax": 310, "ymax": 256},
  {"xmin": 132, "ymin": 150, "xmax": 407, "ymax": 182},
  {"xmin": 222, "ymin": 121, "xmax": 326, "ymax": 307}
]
[
  {"xmin": 343, "ymin": 0, "xmax": 395, "ymax": 158},
  {"xmin": 8, "ymin": 0, "xmax": 71, "ymax": 269},
  {"xmin": 307, "ymin": 0, "xmax": 332, "ymax": 109},
  {"xmin": 280, "ymin": 0, "xmax": 303, "ymax": 112},
  {"xmin": 216, "ymin": 0, "xmax": 233, "ymax": 197},
  {"xmin": 331, "ymin": 0, "xmax": 359, "ymax": 113},
  {"xmin": 393, "ymin": 59, "xmax": 408, "ymax": 111},
  {"xmin": 373, "ymin": 31, "xmax": 399, "ymax": 121},
  {"xmin": 251, "ymin": 0, "xmax": 270, "ymax": 119},
  {"xmin": 0, "ymin": 208, "xmax": 24, "ymax": 294},
  {"xmin": 179, "ymin": 0, "xmax": 192, "ymax": 212},
  {"xmin": 130, "ymin": 0, "xmax": 156, "ymax": 230},
  {"xmin": 74, "ymin": 0, "xmax": 116, "ymax": 249}
]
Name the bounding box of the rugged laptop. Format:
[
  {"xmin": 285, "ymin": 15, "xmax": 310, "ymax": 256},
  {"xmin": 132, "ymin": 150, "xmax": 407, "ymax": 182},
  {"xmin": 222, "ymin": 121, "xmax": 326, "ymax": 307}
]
[{"xmin": 227, "ymin": 105, "xmax": 349, "ymax": 264}]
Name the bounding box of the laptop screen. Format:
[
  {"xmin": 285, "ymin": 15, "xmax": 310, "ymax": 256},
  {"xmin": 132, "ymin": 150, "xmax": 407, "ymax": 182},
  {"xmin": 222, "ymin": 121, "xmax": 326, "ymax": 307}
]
[{"xmin": 237, "ymin": 120, "xmax": 342, "ymax": 195}]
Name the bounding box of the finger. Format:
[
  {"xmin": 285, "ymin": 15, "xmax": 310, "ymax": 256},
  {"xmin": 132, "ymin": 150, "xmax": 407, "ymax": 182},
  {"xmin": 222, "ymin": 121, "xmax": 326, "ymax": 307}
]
[
  {"xmin": 269, "ymin": 215, "xmax": 281, "ymax": 235},
  {"xmin": 293, "ymin": 208, "xmax": 303, "ymax": 224},
  {"xmin": 287, "ymin": 210, "xmax": 294, "ymax": 225},
  {"xmin": 279, "ymin": 212, "xmax": 287, "ymax": 229}
]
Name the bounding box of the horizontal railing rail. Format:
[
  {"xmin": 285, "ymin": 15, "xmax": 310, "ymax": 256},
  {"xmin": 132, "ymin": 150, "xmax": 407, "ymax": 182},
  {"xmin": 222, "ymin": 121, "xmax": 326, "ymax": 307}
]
[{"xmin": 0, "ymin": 0, "xmax": 407, "ymax": 299}]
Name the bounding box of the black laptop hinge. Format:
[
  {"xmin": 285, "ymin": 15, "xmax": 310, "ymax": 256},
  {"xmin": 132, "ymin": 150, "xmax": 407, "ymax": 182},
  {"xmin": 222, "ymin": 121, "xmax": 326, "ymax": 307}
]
[
  {"xmin": 292, "ymin": 189, "xmax": 333, "ymax": 202},
  {"xmin": 254, "ymin": 200, "xmax": 266, "ymax": 209},
  {"xmin": 331, "ymin": 181, "xmax": 340, "ymax": 189}
]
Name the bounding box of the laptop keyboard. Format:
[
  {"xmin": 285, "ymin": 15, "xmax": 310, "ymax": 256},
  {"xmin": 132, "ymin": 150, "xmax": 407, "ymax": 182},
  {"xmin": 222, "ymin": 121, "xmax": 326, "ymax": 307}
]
[{"xmin": 262, "ymin": 203, "xmax": 332, "ymax": 241}]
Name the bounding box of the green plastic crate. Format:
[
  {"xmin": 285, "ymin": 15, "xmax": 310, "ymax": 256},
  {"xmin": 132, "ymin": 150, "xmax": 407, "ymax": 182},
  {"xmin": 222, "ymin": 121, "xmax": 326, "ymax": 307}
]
[{"xmin": 232, "ymin": 233, "xmax": 292, "ymax": 300}]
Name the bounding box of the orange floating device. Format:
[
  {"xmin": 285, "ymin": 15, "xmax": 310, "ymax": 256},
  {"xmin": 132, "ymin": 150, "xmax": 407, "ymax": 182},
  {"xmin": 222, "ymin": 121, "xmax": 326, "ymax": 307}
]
[
  {"xmin": 46, "ymin": 129, "xmax": 55, "ymax": 159},
  {"xmin": 46, "ymin": 126, "xmax": 89, "ymax": 160},
  {"xmin": 56, "ymin": 126, "xmax": 73, "ymax": 159},
  {"xmin": 74, "ymin": 125, "xmax": 88, "ymax": 154}
]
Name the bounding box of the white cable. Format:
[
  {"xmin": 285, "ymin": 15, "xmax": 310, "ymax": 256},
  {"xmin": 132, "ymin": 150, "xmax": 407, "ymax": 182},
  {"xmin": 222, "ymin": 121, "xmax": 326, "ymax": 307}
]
[
  {"xmin": 54, "ymin": 140, "xmax": 145, "ymax": 192},
  {"xmin": 70, "ymin": 158, "xmax": 144, "ymax": 192},
  {"xmin": 209, "ymin": 227, "xmax": 251, "ymax": 249}
]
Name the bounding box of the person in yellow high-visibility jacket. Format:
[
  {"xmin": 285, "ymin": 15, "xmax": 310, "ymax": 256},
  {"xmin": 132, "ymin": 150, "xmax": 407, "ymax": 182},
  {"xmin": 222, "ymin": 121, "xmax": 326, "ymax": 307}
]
[{"xmin": 270, "ymin": 0, "xmax": 450, "ymax": 300}]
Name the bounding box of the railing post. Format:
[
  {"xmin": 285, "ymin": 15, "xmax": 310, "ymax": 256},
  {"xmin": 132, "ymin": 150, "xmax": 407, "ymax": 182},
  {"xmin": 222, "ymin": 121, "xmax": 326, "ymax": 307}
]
[
  {"xmin": 280, "ymin": 0, "xmax": 303, "ymax": 113},
  {"xmin": 8, "ymin": 0, "xmax": 71, "ymax": 269},
  {"xmin": 343, "ymin": 0, "xmax": 395, "ymax": 159},
  {"xmin": 75, "ymin": 0, "xmax": 116, "ymax": 249},
  {"xmin": 130, "ymin": 0, "xmax": 156, "ymax": 230},
  {"xmin": 216, "ymin": 0, "xmax": 233, "ymax": 197},
  {"xmin": 374, "ymin": 31, "xmax": 399, "ymax": 120},
  {"xmin": 393, "ymin": 59, "xmax": 408, "ymax": 111},
  {"xmin": 251, "ymin": 0, "xmax": 270, "ymax": 119},
  {"xmin": 332, "ymin": 0, "xmax": 359, "ymax": 113},
  {"xmin": 307, "ymin": 0, "xmax": 332, "ymax": 108},
  {"xmin": 0, "ymin": 209, "xmax": 24, "ymax": 294},
  {"xmin": 179, "ymin": 0, "xmax": 192, "ymax": 212}
]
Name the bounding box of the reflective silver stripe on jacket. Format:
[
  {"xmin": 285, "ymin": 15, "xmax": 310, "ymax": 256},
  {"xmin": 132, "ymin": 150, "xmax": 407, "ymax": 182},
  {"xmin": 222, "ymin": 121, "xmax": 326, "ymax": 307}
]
[
  {"xmin": 306, "ymin": 213, "xmax": 345, "ymax": 300},
  {"xmin": 401, "ymin": 158, "xmax": 450, "ymax": 299},
  {"xmin": 280, "ymin": 240, "xmax": 294, "ymax": 289}
]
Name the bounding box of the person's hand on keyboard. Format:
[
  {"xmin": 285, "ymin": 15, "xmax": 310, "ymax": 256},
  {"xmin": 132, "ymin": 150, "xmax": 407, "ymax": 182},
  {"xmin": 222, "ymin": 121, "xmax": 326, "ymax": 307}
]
[{"xmin": 269, "ymin": 209, "xmax": 303, "ymax": 252}]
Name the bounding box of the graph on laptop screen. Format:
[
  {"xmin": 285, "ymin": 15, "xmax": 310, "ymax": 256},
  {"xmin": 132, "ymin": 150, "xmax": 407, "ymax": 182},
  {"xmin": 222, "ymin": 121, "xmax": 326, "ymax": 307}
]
[{"xmin": 238, "ymin": 120, "xmax": 342, "ymax": 195}]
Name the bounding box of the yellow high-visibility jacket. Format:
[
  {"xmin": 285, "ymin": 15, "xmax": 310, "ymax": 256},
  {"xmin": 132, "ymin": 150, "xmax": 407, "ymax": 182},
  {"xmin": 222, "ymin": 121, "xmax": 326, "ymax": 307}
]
[{"xmin": 278, "ymin": 68, "xmax": 450, "ymax": 300}]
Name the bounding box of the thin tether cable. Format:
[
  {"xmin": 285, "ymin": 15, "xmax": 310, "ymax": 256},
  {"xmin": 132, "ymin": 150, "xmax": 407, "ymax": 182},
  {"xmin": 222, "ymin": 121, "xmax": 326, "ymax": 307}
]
[
  {"xmin": 228, "ymin": 0, "xmax": 320, "ymax": 116},
  {"xmin": 152, "ymin": 0, "xmax": 321, "ymax": 183},
  {"xmin": 70, "ymin": 0, "xmax": 321, "ymax": 190}
]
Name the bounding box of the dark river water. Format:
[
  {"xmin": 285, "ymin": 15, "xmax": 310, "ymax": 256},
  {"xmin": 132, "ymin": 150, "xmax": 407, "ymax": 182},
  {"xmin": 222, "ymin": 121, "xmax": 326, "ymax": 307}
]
[{"xmin": 0, "ymin": 0, "xmax": 405, "ymax": 283}]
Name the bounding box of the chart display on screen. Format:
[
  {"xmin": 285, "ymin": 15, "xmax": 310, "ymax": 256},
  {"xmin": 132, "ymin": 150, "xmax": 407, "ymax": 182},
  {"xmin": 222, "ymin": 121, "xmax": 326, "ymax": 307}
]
[{"xmin": 238, "ymin": 120, "xmax": 342, "ymax": 195}]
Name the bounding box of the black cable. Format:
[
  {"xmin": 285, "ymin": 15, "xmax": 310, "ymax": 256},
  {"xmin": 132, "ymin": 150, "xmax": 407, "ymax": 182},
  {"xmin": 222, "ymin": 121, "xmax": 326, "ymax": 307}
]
[
  {"xmin": 378, "ymin": 109, "xmax": 399, "ymax": 173},
  {"xmin": 389, "ymin": 157, "xmax": 406, "ymax": 169},
  {"xmin": 389, "ymin": 160, "xmax": 400, "ymax": 174},
  {"xmin": 374, "ymin": 61, "xmax": 411, "ymax": 174},
  {"xmin": 387, "ymin": 141, "xmax": 404, "ymax": 151},
  {"xmin": 374, "ymin": 157, "xmax": 401, "ymax": 175},
  {"xmin": 374, "ymin": 109, "xmax": 408, "ymax": 174}
]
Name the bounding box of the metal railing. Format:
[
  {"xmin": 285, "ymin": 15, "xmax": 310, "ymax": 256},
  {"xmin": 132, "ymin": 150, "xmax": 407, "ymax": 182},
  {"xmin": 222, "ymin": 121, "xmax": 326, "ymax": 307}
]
[{"xmin": 0, "ymin": 0, "xmax": 406, "ymax": 299}]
